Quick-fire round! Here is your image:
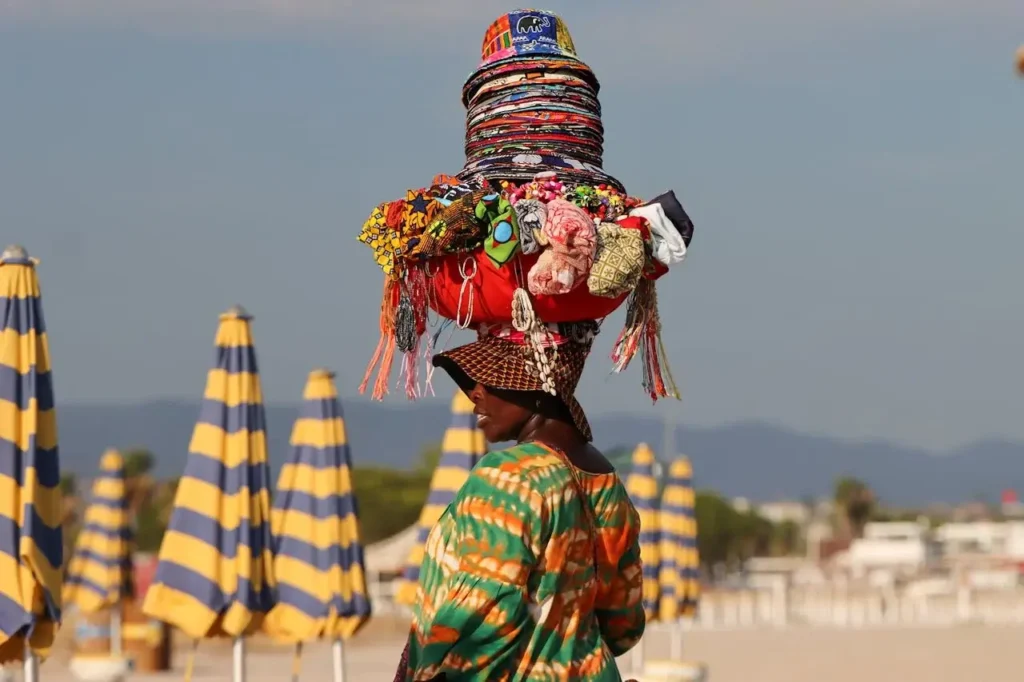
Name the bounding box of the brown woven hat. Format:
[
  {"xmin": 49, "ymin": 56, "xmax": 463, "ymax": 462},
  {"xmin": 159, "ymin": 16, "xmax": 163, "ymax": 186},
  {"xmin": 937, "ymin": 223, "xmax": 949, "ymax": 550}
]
[{"xmin": 433, "ymin": 331, "xmax": 593, "ymax": 441}]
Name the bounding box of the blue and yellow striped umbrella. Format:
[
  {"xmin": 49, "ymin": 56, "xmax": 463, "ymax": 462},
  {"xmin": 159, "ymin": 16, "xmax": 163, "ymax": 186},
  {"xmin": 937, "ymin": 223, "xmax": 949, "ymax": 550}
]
[
  {"xmin": 63, "ymin": 450, "xmax": 133, "ymax": 614},
  {"xmin": 265, "ymin": 369, "xmax": 371, "ymax": 643},
  {"xmin": 658, "ymin": 457, "xmax": 700, "ymax": 620},
  {"xmin": 625, "ymin": 443, "xmax": 660, "ymax": 620},
  {"xmin": 395, "ymin": 390, "xmax": 484, "ymax": 606},
  {"xmin": 0, "ymin": 246, "xmax": 63, "ymax": 664},
  {"xmin": 143, "ymin": 305, "xmax": 276, "ymax": 639}
]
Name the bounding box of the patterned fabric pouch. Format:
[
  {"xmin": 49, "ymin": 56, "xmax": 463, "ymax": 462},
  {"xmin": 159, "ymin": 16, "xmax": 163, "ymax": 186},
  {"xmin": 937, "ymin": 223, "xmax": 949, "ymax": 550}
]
[{"xmin": 587, "ymin": 223, "xmax": 645, "ymax": 298}]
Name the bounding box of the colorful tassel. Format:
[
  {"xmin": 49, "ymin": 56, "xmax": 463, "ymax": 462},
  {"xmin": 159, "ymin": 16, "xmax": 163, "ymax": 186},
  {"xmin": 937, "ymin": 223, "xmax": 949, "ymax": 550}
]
[
  {"xmin": 394, "ymin": 289, "xmax": 420, "ymax": 399},
  {"xmin": 610, "ymin": 278, "xmax": 680, "ymax": 401},
  {"xmin": 394, "ymin": 291, "xmax": 417, "ymax": 353},
  {"xmin": 421, "ymin": 335, "xmax": 436, "ymax": 397},
  {"xmin": 401, "ymin": 348, "xmax": 419, "ymax": 400},
  {"xmin": 395, "ymin": 268, "xmax": 430, "ymax": 399},
  {"xmin": 360, "ymin": 277, "xmax": 400, "ymax": 399}
]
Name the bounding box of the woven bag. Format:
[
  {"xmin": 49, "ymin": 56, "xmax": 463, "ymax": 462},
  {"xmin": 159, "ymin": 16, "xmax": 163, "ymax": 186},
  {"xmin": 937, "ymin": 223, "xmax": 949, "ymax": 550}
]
[{"xmin": 587, "ymin": 223, "xmax": 645, "ymax": 298}]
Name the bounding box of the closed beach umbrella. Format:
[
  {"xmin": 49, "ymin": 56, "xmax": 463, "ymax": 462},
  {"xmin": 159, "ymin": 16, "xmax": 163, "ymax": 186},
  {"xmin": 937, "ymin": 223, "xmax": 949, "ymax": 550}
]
[
  {"xmin": 63, "ymin": 450, "xmax": 132, "ymax": 614},
  {"xmin": 658, "ymin": 456, "xmax": 700, "ymax": 663},
  {"xmin": 658, "ymin": 456, "xmax": 700, "ymax": 620},
  {"xmin": 63, "ymin": 450, "xmax": 132, "ymax": 655},
  {"xmin": 265, "ymin": 369, "xmax": 371, "ymax": 682},
  {"xmin": 395, "ymin": 390, "xmax": 484, "ymax": 606},
  {"xmin": 143, "ymin": 305, "xmax": 275, "ymax": 682},
  {"xmin": 625, "ymin": 443, "xmax": 660, "ymax": 620},
  {"xmin": 0, "ymin": 245, "xmax": 63, "ymax": 679}
]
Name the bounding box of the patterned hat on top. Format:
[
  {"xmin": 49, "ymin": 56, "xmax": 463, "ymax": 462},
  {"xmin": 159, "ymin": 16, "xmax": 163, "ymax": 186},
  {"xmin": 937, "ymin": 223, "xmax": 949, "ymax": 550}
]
[{"xmin": 477, "ymin": 9, "xmax": 582, "ymax": 70}]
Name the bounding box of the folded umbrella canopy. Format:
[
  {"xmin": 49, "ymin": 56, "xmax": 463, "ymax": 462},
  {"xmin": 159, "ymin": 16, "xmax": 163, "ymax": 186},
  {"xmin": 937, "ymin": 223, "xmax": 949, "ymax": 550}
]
[
  {"xmin": 63, "ymin": 450, "xmax": 133, "ymax": 615},
  {"xmin": 265, "ymin": 369, "xmax": 371, "ymax": 681},
  {"xmin": 658, "ymin": 457, "xmax": 700, "ymax": 621},
  {"xmin": 394, "ymin": 390, "xmax": 485, "ymax": 606},
  {"xmin": 0, "ymin": 245, "xmax": 63, "ymax": 666},
  {"xmin": 143, "ymin": 306, "xmax": 276, "ymax": 652},
  {"xmin": 625, "ymin": 443, "xmax": 660, "ymax": 620}
]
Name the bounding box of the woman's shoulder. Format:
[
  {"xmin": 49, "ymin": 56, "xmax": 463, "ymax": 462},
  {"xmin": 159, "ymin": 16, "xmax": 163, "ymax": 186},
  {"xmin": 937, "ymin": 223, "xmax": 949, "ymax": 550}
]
[
  {"xmin": 474, "ymin": 442, "xmax": 561, "ymax": 476},
  {"xmin": 469, "ymin": 442, "xmax": 574, "ymax": 492},
  {"xmin": 451, "ymin": 444, "xmax": 559, "ymax": 525},
  {"xmin": 473, "ymin": 443, "xmax": 628, "ymax": 497}
]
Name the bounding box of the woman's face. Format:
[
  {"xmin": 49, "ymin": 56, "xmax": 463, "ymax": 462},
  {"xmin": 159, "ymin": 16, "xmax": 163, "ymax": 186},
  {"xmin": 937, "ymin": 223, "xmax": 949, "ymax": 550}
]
[{"xmin": 468, "ymin": 383, "xmax": 534, "ymax": 443}]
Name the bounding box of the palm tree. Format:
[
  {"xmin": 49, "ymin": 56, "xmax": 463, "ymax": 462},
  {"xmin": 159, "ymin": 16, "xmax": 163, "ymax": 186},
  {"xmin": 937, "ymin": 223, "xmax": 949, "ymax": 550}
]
[
  {"xmin": 833, "ymin": 476, "xmax": 875, "ymax": 540},
  {"xmin": 123, "ymin": 448, "xmax": 157, "ymax": 516},
  {"xmin": 770, "ymin": 520, "xmax": 803, "ymax": 557},
  {"xmin": 133, "ymin": 477, "xmax": 179, "ymax": 552},
  {"xmin": 154, "ymin": 478, "xmax": 179, "ymax": 527},
  {"xmin": 59, "ymin": 473, "xmax": 82, "ymax": 567}
]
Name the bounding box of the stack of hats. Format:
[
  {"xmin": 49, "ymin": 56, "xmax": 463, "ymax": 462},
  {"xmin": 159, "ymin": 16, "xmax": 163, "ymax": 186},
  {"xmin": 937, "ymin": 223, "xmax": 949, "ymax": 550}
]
[
  {"xmin": 356, "ymin": 9, "xmax": 694, "ymax": 405},
  {"xmin": 456, "ymin": 9, "xmax": 624, "ymax": 192}
]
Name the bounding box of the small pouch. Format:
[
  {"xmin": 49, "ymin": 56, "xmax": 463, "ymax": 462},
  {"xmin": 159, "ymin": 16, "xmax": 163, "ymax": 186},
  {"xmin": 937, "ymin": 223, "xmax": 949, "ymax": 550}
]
[{"xmin": 587, "ymin": 223, "xmax": 645, "ymax": 298}]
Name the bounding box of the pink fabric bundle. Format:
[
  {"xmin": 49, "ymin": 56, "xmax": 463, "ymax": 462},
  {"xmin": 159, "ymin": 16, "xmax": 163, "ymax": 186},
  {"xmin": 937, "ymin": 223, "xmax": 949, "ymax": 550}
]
[{"xmin": 527, "ymin": 198, "xmax": 597, "ymax": 296}]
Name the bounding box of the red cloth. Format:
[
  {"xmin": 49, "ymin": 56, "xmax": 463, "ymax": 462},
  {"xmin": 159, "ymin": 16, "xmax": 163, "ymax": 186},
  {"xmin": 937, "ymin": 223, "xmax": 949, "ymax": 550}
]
[{"xmin": 428, "ymin": 249, "xmax": 627, "ymax": 324}]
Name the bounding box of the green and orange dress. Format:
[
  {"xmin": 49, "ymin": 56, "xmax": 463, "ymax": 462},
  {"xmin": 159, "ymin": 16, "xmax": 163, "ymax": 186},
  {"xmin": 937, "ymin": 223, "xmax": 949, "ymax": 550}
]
[{"xmin": 404, "ymin": 442, "xmax": 646, "ymax": 681}]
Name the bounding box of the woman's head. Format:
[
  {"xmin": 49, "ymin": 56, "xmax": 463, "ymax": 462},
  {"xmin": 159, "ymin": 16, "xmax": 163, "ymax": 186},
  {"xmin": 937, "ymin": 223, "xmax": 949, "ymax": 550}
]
[
  {"xmin": 432, "ymin": 323, "xmax": 597, "ymax": 442},
  {"xmin": 467, "ymin": 384, "xmax": 576, "ymax": 443}
]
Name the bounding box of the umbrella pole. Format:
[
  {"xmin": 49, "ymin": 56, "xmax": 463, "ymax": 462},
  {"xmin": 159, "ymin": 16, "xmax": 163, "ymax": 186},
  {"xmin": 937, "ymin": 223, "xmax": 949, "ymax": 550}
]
[
  {"xmin": 331, "ymin": 638, "xmax": 346, "ymax": 682},
  {"xmin": 184, "ymin": 639, "xmax": 199, "ymax": 682},
  {"xmin": 232, "ymin": 637, "xmax": 246, "ymax": 682},
  {"xmin": 111, "ymin": 603, "xmax": 123, "ymax": 657},
  {"xmin": 630, "ymin": 634, "xmax": 643, "ymax": 675},
  {"xmin": 23, "ymin": 644, "xmax": 38, "ymax": 682},
  {"xmin": 291, "ymin": 642, "xmax": 302, "ymax": 682},
  {"xmin": 669, "ymin": 621, "xmax": 683, "ymax": 661}
]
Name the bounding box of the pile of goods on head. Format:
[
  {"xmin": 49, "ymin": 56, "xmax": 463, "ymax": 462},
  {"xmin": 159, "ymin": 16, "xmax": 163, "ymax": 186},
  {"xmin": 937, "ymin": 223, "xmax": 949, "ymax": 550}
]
[{"xmin": 357, "ymin": 9, "xmax": 695, "ymax": 403}]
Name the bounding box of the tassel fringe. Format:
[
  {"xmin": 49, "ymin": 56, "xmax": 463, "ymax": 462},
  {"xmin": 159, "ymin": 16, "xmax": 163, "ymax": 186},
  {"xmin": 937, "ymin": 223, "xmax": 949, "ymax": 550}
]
[
  {"xmin": 363, "ymin": 268, "xmax": 432, "ymax": 401},
  {"xmin": 359, "ymin": 277, "xmax": 400, "ymax": 399},
  {"xmin": 398, "ymin": 268, "xmax": 429, "ymax": 399},
  {"xmin": 610, "ymin": 278, "xmax": 680, "ymax": 401}
]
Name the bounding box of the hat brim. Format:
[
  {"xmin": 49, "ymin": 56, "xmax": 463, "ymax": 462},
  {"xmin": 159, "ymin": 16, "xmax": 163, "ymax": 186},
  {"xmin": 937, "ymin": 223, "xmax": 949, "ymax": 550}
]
[
  {"xmin": 433, "ymin": 340, "xmax": 593, "ymax": 442},
  {"xmin": 462, "ymin": 55, "xmax": 599, "ymax": 105},
  {"xmin": 458, "ymin": 154, "xmax": 624, "ymax": 193},
  {"xmin": 473, "ymin": 49, "xmax": 594, "ymax": 78}
]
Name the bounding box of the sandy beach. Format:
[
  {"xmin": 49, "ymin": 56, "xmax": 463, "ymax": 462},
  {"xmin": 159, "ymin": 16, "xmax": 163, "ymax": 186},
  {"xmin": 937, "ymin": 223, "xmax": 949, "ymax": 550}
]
[
  {"xmin": 29, "ymin": 617, "xmax": 1024, "ymax": 682},
  {"xmin": 641, "ymin": 625, "xmax": 1022, "ymax": 682}
]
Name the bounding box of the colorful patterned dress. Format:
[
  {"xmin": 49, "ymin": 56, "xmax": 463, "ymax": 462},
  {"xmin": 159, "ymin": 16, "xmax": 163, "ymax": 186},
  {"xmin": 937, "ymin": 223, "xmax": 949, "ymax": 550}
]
[{"xmin": 405, "ymin": 442, "xmax": 645, "ymax": 681}]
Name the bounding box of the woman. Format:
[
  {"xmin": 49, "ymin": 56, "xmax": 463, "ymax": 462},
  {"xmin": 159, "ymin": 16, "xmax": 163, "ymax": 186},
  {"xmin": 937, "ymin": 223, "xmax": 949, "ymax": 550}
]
[{"xmin": 396, "ymin": 323, "xmax": 645, "ymax": 681}]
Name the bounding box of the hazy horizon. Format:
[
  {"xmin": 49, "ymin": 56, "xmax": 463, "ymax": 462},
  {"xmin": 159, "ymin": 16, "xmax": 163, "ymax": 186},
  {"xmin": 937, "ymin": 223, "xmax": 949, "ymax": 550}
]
[{"xmin": 52, "ymin": 393, "xmax": 1024, "ymax": 455}]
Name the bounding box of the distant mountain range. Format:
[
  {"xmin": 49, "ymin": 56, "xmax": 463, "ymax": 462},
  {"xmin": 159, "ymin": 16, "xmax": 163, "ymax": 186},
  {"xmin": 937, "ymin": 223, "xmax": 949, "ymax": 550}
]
[{"xmin": 54, "ymin": 399, "xmax": 1024, "ymax": 506}]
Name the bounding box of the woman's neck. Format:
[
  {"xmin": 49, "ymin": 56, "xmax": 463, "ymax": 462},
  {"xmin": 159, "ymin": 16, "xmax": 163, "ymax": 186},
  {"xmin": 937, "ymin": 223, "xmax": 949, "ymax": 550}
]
[{"xmin": 517, "ymin": 415, "xmax": 585, "ymax": 455}]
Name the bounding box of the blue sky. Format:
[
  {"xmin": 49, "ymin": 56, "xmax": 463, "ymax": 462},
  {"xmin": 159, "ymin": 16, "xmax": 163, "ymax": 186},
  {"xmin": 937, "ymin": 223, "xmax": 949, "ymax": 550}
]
[{"xmin": 1, "ymin": 1, "xmax": 1022, "ymax": 450}]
